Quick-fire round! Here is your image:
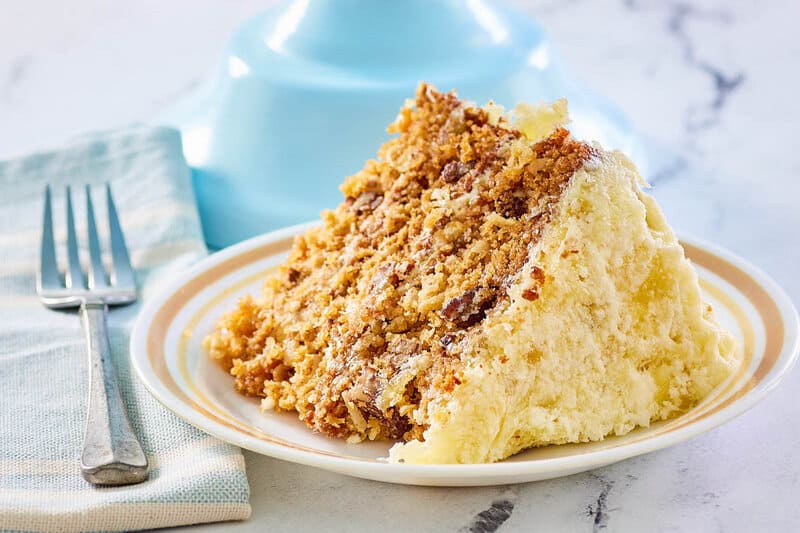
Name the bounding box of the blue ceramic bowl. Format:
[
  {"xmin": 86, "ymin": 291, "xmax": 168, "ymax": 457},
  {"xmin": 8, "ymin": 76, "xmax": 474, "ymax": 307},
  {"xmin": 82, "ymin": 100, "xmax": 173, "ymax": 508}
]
[{"xmin": 164, "ymin": 0, "xmax": 637, "ymax": 248}]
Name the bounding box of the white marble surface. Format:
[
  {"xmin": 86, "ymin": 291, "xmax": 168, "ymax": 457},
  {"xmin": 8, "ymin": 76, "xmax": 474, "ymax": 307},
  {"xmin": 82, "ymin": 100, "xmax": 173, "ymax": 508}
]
[{"xmin": 2, "ymin": 0, "xmax": 799, "ymax": 531}]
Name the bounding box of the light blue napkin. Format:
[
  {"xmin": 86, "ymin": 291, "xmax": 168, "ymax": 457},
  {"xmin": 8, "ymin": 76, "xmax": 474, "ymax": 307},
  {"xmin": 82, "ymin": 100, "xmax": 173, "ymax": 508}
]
[{"xmin": 0, "ymin": 127, "xmax": 251, "ymax": 532}]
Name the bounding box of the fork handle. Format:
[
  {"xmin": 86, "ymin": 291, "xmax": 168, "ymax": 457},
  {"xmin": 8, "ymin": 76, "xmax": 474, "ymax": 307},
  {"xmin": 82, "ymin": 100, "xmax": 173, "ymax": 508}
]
[{"xmin": 80, "ymin": 301, "xmax": 149, "ymax": 485}]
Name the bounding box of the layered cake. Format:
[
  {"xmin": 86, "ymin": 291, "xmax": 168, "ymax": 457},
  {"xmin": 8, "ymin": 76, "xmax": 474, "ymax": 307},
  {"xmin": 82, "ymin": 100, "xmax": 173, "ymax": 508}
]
[{"xmin": 205, "ymin": 84, "xmax": 739, "ymax": 464}]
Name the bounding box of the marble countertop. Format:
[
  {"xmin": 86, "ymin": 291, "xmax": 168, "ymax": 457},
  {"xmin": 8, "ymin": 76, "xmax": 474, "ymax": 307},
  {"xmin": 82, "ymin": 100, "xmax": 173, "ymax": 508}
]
[{"xmin": 2, "ymin": 0, "xmax": 798, "ymax": 531}]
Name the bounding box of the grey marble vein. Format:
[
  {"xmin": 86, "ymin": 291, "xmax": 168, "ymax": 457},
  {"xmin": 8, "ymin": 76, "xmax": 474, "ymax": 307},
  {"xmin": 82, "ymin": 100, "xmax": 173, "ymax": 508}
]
[
  {"xmin": 622, "ymin": 0, "xmax": 745, "ymax": 136},
  {"xmin": 2, "ymin": 55, "xmax": 32, "ymax": 102},
  {"xmin": 461, "ymin": 490, "xmax": 517, "ymax": 533},
  {"xmin": 586, "ymin": 474, "xmax": 614, "ymax": 532},
  {"xmin": 648, "ymin": 154, "xmax": 688, "ymax": 186},
  {"xmin": 663, "ymin": 2, "xmax": 745, "ymax": 133}
]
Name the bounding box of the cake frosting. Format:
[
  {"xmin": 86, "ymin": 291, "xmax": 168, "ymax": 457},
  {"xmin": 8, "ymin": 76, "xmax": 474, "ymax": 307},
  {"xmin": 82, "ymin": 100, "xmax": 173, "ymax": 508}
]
[{"xmin": 204, "ymin": 83, "xmax": 739, "ymax": 464}]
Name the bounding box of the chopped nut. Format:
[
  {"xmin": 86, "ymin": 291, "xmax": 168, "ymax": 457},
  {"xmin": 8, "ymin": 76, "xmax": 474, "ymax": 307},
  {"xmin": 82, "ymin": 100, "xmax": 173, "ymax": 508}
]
[
  {"xmin": 441, "ymin": 160, "xmax": 470, "ymax": 183},
  {"xmin": 352, "ymin": 191, "xmax": 384, "ymax": 213},
  {"xmin": 441, "ymin": 287, "xmax": 498, "ymax": 327},
  {"xmin": 521, "ymin": 288, "xmax": 539, "ymax": 301},
  {"xmin": 530, "ymin": 265, "xmax": 545, "ymax": 284}
]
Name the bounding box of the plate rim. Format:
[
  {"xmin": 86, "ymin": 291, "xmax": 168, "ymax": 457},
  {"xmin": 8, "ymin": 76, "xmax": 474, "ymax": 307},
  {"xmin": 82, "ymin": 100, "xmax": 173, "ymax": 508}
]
[{"xmin": 130, "ymin": 223, "xmax": 800, "ymax": 485}]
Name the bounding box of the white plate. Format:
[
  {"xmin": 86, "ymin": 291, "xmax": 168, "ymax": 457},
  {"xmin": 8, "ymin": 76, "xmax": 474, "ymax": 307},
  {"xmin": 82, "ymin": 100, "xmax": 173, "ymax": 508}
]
[{"xmin": 131, "ymin": 223, "xmax": 799, "ymax": 486}]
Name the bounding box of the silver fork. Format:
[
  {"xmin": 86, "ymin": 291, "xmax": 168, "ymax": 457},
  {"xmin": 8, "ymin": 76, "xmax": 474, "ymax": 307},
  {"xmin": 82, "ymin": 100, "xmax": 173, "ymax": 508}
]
[{"xmin": 37, "ymin": 184, "xmax": 148, "ymax": 485}]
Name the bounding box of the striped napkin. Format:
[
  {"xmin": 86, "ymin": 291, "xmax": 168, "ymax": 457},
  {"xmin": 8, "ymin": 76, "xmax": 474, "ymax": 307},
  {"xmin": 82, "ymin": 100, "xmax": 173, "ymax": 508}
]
[{"xmin": 0, "ymin": 127, "xmax": 251, "ymax": 532}]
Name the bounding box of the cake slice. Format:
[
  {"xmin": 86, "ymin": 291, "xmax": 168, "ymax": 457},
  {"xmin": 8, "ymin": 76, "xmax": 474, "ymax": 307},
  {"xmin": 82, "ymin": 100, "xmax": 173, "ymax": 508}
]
[{"xmin": 205, "ymin": 84, "xmax": 739, "ymax": 464}]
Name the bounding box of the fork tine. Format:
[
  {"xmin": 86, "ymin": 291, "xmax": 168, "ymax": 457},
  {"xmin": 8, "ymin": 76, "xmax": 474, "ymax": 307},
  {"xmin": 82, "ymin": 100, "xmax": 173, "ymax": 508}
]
[
  {"xmin": 85, "ymin": 185, "xmax": 108, "ymax": 288},
  {"xmin": 105, "ymin": 184, "xmax": 136, "ymax": 289},
  {"xmin": 65, "ymin": 185, "xmax": 85, "ymax": 289},
  {"xmin": 37, "ymin": 185, "xmax": 61, "ymax": 292}
]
